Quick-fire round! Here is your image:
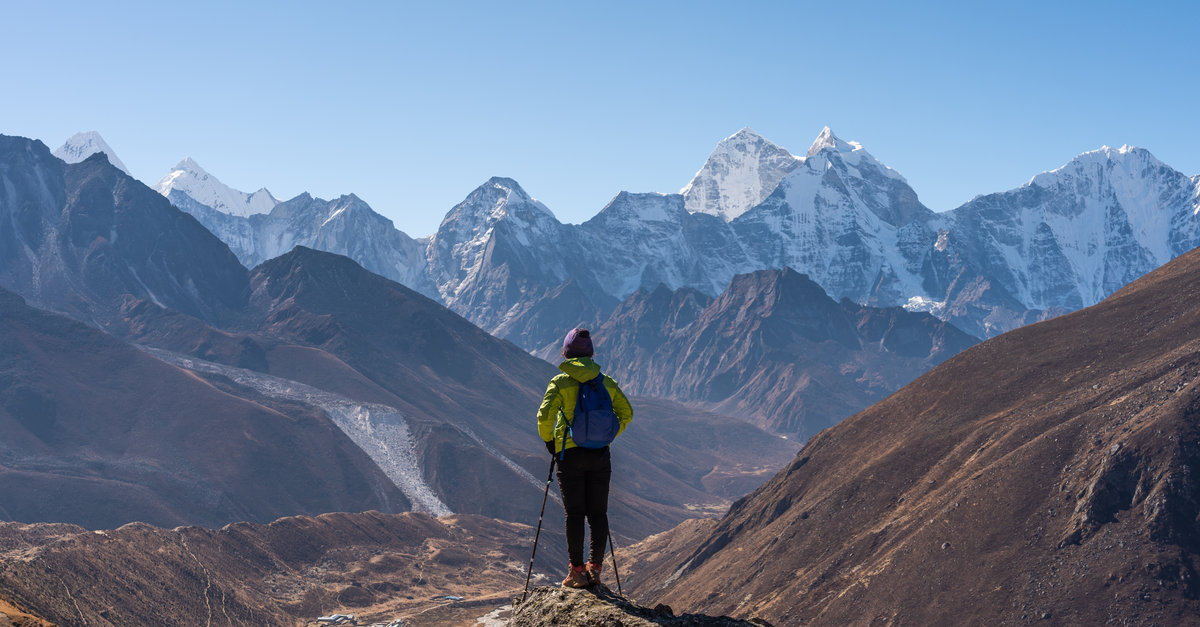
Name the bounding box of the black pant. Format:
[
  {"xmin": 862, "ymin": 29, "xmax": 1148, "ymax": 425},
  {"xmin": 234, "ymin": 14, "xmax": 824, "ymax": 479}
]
[{"xmin": 556, "ymin": 446, "xmax": 611, "ymax": 566}]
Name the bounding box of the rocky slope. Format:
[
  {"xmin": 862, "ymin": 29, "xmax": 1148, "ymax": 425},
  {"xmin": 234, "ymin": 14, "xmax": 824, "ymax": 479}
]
[{"xmin": 625, "ymin": 245, "xmax": 1200, "ymax": 625}]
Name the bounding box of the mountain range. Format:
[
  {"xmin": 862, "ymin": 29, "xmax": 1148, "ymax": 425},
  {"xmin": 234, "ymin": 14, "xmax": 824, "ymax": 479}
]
[
  {"xmin": 50, "ymin": 128, "xmax": 1200, "ymax": 438},
  {"xmin": 93, "ymin": 126, "xmax": 1200, "ymax": 345}
]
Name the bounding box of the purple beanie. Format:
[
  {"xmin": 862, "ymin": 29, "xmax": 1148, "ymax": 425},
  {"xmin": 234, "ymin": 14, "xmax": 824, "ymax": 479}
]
[{"xmin": 561, "ymin": 328, "xmax": 594, "ymax": 358}]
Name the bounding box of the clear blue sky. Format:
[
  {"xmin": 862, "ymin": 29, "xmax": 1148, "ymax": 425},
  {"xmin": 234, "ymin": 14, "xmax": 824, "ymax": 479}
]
[{"xmin": 2, "ymin": 1, "xmax": 1196, "ymax": 236}]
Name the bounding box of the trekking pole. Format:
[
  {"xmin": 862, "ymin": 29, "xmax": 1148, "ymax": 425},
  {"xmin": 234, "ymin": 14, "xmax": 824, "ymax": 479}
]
[
  {"xmin": 608, "ymin": 529, "xmax": 623, "ymax": 596},
  {"xmin": 521, "ymin": 456, "xmax": 557, "ymax": 603}
]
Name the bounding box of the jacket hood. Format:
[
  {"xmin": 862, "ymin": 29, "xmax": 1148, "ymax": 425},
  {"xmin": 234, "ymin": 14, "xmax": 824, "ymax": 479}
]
[{"xmin": 559, "ymin": 357, "xmax": 602, "ymax": 382}]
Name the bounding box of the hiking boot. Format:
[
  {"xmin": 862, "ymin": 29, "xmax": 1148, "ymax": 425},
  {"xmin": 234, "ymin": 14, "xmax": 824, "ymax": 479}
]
[
  {"xmin": 585, "ymin": 561, "xmax": 603, "ymax": 586},
  {"xmin": 562, "ymin": 564, "xmax": 588, "ymax": 588}
]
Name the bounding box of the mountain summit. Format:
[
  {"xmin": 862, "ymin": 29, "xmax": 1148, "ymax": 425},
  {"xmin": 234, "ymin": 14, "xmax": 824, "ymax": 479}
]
[
  {"xmin": 805, "ymin": 125, "xmax": 853, "ymax": 156},
  {"xmin": 53, "ymin": 131, "xmax": 131, "ymax": 175},
  {"xmin": 681, "ymin": 127, "xmax": 800, "ymax": 221},
  {"xmin": 155, "ymin": 157, "xmax": 278, "ymax": 218}
]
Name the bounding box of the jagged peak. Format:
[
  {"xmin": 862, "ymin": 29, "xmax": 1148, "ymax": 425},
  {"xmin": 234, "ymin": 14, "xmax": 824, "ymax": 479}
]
[
  {"xmin": 711, "ymin": 127, "xmax": 790, "ymax": 156},
  {"xmin": 682, "ymin": 128, "xmax": 801, "ymax": 221},
  {"xmin": 806, "ymin": 126, "xmax": 857, "ymax": 157},
  {"xmin": 54, "ymin": 131, "xmax": 131, "ymax": 175},
  {"xmin": 484, "ymin": 175, "xmax": 529, "ymax": 196},
  {"xmin": 170, "ymin": 156, "xmax": 208, "ymax": 175},
  {"xmin": 725, "ymin": 126, "xmax": 768, "ymax": 142},
  {"xmin": 452, "ymin": 176, "xmax": 556, "ymax": 222},
  {"xmin": 798, "ymin": 127, "xmax": 909, "ymax": 185},
  {"xmin": 155, "ymin": 156, "xmax": 278, "ymax": 217}
]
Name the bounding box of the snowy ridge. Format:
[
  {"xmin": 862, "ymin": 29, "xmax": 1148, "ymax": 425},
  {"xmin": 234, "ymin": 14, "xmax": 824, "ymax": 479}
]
[
  {"xmin": 53, "ymin": 131, "xmax": 131, "ymax": 175},
  {"xmin": 155, "ymin": 157, "xmax": 278, "ymax": 218},
  {"xmin": 948, "ymin": 143, "xmax": 1199, "ymax": 313}
]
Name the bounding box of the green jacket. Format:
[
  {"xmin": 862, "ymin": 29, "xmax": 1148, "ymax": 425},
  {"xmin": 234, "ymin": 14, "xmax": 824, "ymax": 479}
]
[{"xmin": 537, "ymin": 357, "xmax": 633, "ymax": 453}]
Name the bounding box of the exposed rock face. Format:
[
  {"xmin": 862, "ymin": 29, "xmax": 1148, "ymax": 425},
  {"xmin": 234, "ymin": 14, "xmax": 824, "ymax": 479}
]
[
  {"xmin": 585, "ymin": 268, "xmax": 978, "ymax": 438},
  {"xmin": 511, "ymin": 586, "xmax": 771, "ymax": 627},
  {"xmin": 627, "ymin": 246, "xmax": 1200, "ymax": 625},
  {"xmin": 0, "ymin": 511, "xmax": 537, "ymax": 627}
]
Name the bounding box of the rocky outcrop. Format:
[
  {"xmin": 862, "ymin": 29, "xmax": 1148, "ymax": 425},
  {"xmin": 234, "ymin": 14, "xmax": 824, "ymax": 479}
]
[{"xmin": 511, "ymin": 586, "xmax": 771, "ymax": 627}]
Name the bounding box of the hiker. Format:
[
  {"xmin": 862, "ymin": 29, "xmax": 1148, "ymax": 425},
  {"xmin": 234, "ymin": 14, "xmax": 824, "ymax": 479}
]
[{"xmin": 537, "ymin": 328, "xmax": 633, "ymax": 588}]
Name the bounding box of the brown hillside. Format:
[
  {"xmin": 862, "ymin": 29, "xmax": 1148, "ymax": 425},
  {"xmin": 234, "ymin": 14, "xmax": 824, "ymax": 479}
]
[{"xmin": 629, "ymin": 246, "xmax": 1200, "ymax": 625}]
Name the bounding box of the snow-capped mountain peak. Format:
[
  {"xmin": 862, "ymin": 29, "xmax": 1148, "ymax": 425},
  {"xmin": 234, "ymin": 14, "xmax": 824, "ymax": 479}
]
[
  {"xmin": 805, "ymin": 126, "xmax": 856, "ymax": 157},
  {"xmin": 174, "ymin": 156, "xmax": 205, "ymax": 173},
  {"xmin": 53, "ymin": 131, "xmax": 131, "ymax": 175},
  {"xmin": 154, "ymin": 157, "xmax": 278, "ymax": 218},
  {"xmin": 448, "ymin": 177, "xmax": 556, "ymax": 226},
  {"xmin": 682, "ymin": 127, "xmax": 801, "ymax": 221},
  {"xmin": 1027, "ymin": 144, "xmax": 1166, "ymax": 189},
  {"xmin": 804, "ymin": 127, "xmax": 906, "ymax": 183}
]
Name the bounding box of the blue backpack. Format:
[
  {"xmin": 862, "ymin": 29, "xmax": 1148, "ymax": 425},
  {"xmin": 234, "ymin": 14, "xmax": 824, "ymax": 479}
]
[{"xmin": 567, "ymin": 373, "xmax": 620, "ymax": 449}]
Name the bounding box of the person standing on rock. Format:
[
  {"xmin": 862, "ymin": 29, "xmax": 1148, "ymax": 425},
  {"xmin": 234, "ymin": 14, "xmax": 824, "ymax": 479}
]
[{"xmin": 537, "ymin": 328, "xmax": 633, "ymax": 588}]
